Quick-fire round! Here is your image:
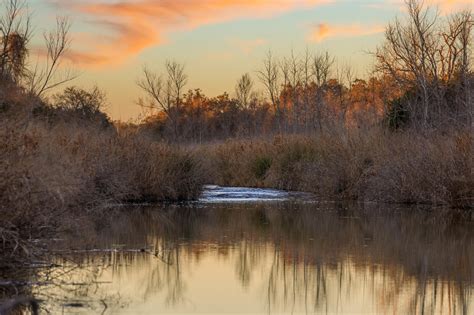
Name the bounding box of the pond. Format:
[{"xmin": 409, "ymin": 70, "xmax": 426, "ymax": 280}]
[{"xmin": 3, "ymin": 187, "xmax": 474, "ymax": 314}]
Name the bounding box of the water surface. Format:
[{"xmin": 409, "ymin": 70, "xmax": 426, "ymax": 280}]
[{"xmin": 9, "ymin": 187, "xmax": 474, "ymax": 314}]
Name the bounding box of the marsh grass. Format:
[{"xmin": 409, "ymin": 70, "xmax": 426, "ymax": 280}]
[
  {"xmin": 1, "ymin": 86, "xmax": 471, "ymax": 278},
  {"xmin": 201, "ymin": 129, "xmax": 473, "ymax": 207},
  {"xmin": 0, "ymin": 100, "xmax": 206, "ymax": 269}
]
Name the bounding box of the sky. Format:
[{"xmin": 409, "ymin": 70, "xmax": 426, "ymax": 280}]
[{"xmin": 29, "ymin": 0, "xmax": 473, "ymax": 121}]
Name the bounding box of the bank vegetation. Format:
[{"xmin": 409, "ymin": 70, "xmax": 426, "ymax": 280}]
[{"xmin": 0, "ymin": 0, "xmax": 472, "ymax": 274}]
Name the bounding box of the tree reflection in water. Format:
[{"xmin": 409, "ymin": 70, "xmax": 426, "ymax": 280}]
[{"xmin": 21, "ymin": 203, "xmax": 474, "ymax": 314}]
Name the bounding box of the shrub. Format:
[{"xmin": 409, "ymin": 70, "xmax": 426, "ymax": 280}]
[
  {"xmin": 252, "ymin": 156, "xmax": 272, "ymax": 181},
  {"xmin": 385, "ymin": 95, "xmax": 411, "ymax": 130}
]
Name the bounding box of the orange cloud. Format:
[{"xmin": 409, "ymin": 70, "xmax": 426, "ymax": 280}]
[
  {"xmin": 385, "ymin": 0, "xmax": 473, "ymax": 14},
  {"xmin": 427, "ymin": 0, "xmax": 473, "ymax": 14},
  {"xmin": 54, "ymin": 0, "xmax": 332, "ymax": 67},
  {"xmin": 309, "ymin": 23, "xmax": 385, "ymax": 42}
]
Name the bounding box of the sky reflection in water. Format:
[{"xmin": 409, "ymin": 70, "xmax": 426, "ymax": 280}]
[{"xmin": 33, "ymin": 194, "xmax": 473, "ymax": 314}]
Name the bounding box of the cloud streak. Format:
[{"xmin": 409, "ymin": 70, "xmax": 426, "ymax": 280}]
[
  {"xmin": 374, "ymin": 0, "xmax": 473, "ymax": 14},
  {"xmin": 53, "ymin": 0, "xmax": 332, "ymax": 67},
  {"xmin": 309, "ymin": 23, "xmax": 385, "ymax": 42},
  {"xmin": 424, "ymin": 0, "xmax": 472, "ymax": 14},
  {"xmin": 49, "ymin": 0, "xmax": 471, "ymax": 67}
]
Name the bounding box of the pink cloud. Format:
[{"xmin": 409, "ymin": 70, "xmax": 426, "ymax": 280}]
[{"xmin": 53, "ymin": 0, "xmax": 333, "ymax": 67}]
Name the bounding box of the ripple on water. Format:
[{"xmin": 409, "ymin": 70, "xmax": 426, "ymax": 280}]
[{"xmin": 199, "ymin": 185, "xmax": 290, "ymax": 203}]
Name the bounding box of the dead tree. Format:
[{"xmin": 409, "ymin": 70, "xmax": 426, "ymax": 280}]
[
  {"xmin": 443, "ymin": 10, "xmax": 473, "ymax": 126},
  {"xmin": 375, "ymin": 0, "xmax": 473, "ymax": 127},
  {"xmin": 281, "ymin": 50, "xmax": 302, "ymax": 132},
  {"xmin": 301, "ymin": 48, "xmax": 313, "ymax": 132},
  {"xmin": 312, "ymin": 51, "xmax": 334, "ymax": 132},
  {"xmin": 235, "ymin": 73, "xmax": 253, "ymax": 109},
  {"xmin": 166, "ymin": 60, "xmax": 187, "ymax": 112},
  {"xmin": 257, "ymin": 50, "xmax": 282, "ymax": 132},
  {"xmin": 28, "ymin": 16, "xmax": 75, "ymax": 97},
  {"xmin": 137, "ymin": 60, "xmax": 188, "ymax": 140},
  {"xmin": 336, "ymin": 63, "xmax": 355, "ymax": 126}
]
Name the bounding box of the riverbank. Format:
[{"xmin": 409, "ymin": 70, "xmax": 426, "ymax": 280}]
[
  {"xmin": 1, "ymin": 92, "xmax": 472, "ymax": 273},
  {"xmin": 200, "ymin": 130, "xmax": 473, "ymax": 208},
  {"xmin": 1, "ymin": 98, "xmax": 207, "ymax": 270},
  {"xmin": 2, "ymin": 121, "xmax": 472, "ymax": 271}
]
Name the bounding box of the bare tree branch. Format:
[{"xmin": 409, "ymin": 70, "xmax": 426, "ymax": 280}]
[
  {"xmin": 27, "ymin": 16, "xmax": 76, "ymax": 97},
  {"xmin": 235, "ymin": 73, "xmax": 253, "ymax": 109}
]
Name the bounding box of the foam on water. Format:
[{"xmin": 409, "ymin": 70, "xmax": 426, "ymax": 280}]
[{"xmin": 199, "ymin": 185, "xmax": 290, "ymax": 203}]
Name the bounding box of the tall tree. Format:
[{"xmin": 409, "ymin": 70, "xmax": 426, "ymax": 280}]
[
  {"xmin": 137, "ymin": 60, "xmax": 188, "ymax": 140},
  {"xmin": 235, "ymin": 73, "xmax": 253, "ymax": 109},
  {"xmin": 258, "ymin": 50, "xmax": 282, "ymax": 131}
]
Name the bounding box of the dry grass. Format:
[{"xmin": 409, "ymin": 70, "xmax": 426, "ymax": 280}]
[
  {"xmin": 201, "ymin": 129, "xmax": 473, "ymax": 207},
  {"xmin": 366, "ymin": 131, "xmax": 473, "ymax": 205},
  {"xmin": 1, "ymin": 87, "xmax": 471, "ymax": 271},
  {"xmin": 0, "ymin": 101, "xmax": 206, "ymax": 268}
]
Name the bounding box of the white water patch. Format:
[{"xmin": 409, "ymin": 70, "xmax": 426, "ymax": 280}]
[{"xmin": 199, "ymin": 185, "xmax": 290, "ymax": 203}]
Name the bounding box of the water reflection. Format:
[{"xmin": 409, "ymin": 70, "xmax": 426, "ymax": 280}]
[{"xmin": 34, "ymin": 203, "xmax": 473, "ymax": 314}]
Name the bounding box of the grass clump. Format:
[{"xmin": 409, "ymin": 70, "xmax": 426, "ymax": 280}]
[{"xmin": 251, "ymin": 156, "xmax": 272, "ymax": 181}]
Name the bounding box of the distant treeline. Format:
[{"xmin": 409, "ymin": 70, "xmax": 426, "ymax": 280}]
[
  {"xmin": 0, "ymin": 0, "xmax": 471, "ymax": 142},
  {"xmin": 134, "ymin": 0, "xmax": 473, "ymax": 142}
]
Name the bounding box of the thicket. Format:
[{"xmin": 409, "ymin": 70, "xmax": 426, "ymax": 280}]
[{"xmin": 200, "ymin": 130, "xmax": 472, "ymax": 208}]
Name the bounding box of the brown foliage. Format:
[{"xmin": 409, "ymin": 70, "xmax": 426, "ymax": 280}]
[
  {"xmin": 202, "ymin": 130, "xmax": 473, "ymax": 207},
  {"xmin": 0, "ymin": 91, "xmax": 206, "ymax": 268}
]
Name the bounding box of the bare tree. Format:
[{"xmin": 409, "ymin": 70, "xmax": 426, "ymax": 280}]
[
  {"xmin": 137, "ymin": 60, "xmax": 188, "ymax": 139},
  {"xmin": 287, "ymin": 50, "xmax": 302, "ymax": 89},
  {"xmin": 257, "ymin": 50, "xmax": 282, "ymax": 130},
  {"xmin": 313, "ymin": 51, "xmax": 334, "ymax": 87},
  {"xmin": 166, "ymin": 60, "xmax": 187, "ymax": 111},
  {"xmin": 235, "ymin": 73, "xmax": 253, "ymax": 109},
  {"xmin": 281, "ymin": 50, "xmax": 303, "ymax": 131},
  {"xmin": 137, "ymin": 60, "xmax": 188, "ymax": 116},
  {"xmin": 301, "ymin": 48, "xmax": 313, "ymax": 132},
  {"xmin": 27, "ymin": 16, "xmax": 75, "ymax": 97},
  {"xmin": 0, "ymin": 1, "xmax": 75, "ymax": 97},
  {"xmin": 279, "ymin": 54, "xmax": 290, "ymax": 132},
  {"xmin": 381, "ymin": 0, "xmax": 438, "ymax": 125},
  {"xmin": 336, "ymin": 62, "xmax": 355, "ymax": 124},
  {"xmin": 443, "ymin": 10, "xmax": 473, "ymax": 125},
  {"xmin": 375, "ymin": 0, "xmax": 473, "ymax": 126},
  {"xmin": 312, "ymin": 51, "xmax": 335, "ymax": 131}
]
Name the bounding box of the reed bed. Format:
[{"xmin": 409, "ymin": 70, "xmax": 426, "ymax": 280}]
[
  {"xmin": 0, "ymin": 103, "xmax": 206, "ymax": 269},
  {"xmin": 200, "ymin": 129, "xmax": 473, "ymax": 207}
]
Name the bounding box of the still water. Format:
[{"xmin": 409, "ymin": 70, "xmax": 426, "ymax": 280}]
[{"xmin": 29, "ymin": 187, "xmax": 474, "ymax": 314}]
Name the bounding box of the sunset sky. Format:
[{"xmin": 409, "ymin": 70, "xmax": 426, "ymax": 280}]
[{"xmin": 31, "ymin": 0, "xmax": 472, "ymax": 120}]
